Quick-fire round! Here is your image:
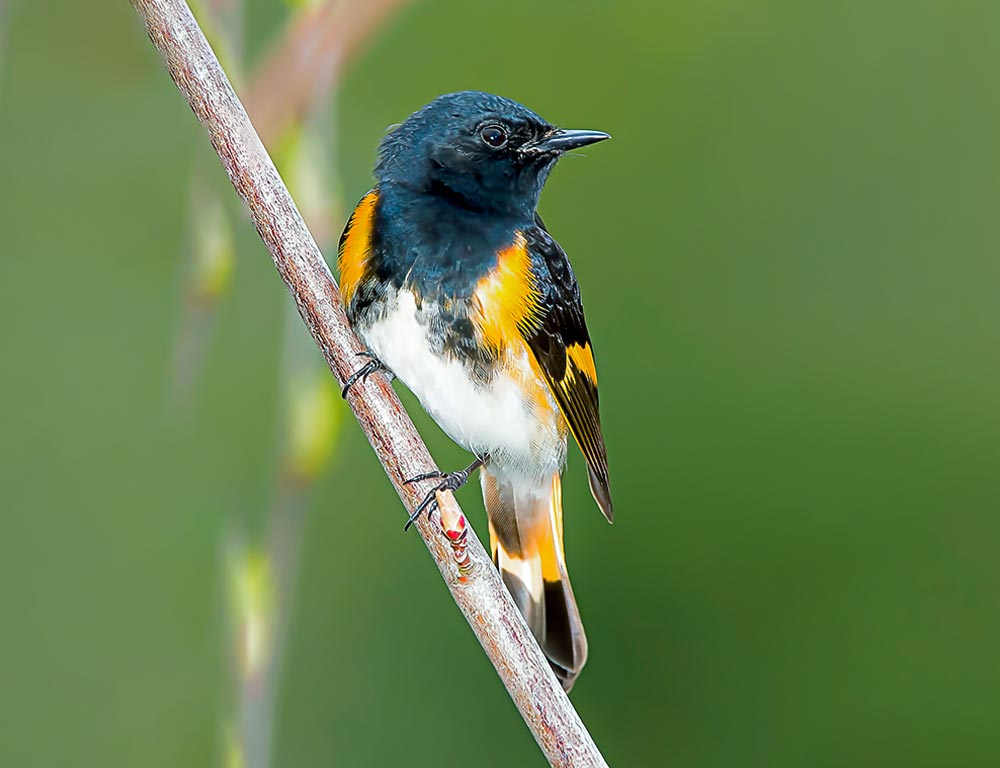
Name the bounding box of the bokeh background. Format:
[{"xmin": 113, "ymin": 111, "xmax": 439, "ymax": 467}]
[{"xmin": 2, "ymin": 1, "xmax": 999, "ymax": 766}]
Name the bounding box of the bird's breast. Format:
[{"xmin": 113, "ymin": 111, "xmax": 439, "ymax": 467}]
[{"xmin": 360, "ymin": 287, "xmax": 566, "ymax": 481}]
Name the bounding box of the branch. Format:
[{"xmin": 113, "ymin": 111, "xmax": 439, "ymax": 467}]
[{"xmin": 130, "ymin": 2, "xmax": 608, "ymax": 766}]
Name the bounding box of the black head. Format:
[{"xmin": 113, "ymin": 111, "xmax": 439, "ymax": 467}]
[{"xmin": 375, "ymin": 91, "xmax": 609, "ymax": 218}]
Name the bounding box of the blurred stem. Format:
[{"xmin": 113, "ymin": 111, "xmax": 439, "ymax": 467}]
[
  {"xmin": 169, "ymin": 155, "xmax": 235, "ymax": 413},
  {"xmin": 234, "ymin": 488, "xmax": 309, "ymax": 768},
  {"xmin": 236, "ymin": 17, "xmax": 349, "ymax": 768},
  {"xmin": 131, "ymin": 2, "xmax": 608, "ymax": 766},
  {"xmin": 240, "ymin": 281, "xmax": 344, "ymax": 768},
  {"xmin": 168, "ymin": 0, "xmax": 244, "ymax": 416},
  {"xmin": 246, "ymin": 0, "xmax": 415, "ymax": 146}
]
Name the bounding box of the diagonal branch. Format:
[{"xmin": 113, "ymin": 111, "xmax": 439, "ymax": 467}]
[{"xmin": 130, "ymin": 2, "xmax": 607, "ymax": 766}]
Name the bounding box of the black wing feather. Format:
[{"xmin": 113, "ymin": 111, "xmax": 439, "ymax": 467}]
[{"xmin": 523, "ymin": 224, "xmax": 613, "ymax": 521}]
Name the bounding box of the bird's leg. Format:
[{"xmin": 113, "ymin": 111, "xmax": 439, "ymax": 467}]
[
  {"xmin": 402, "ymin": 454, "xmax": 490, "ymax": 532},
  {"xmin": 341, "ymin": 351, "xmax": 388, "ymax": 399}
]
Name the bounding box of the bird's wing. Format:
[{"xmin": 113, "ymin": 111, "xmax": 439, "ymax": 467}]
[
  {"xmin": 522, "ymin": 224, "xmax": 613, "ymax": 522},
  {"xmin": 469, "ymin": 221, "xmax": 612, "ymax": 521}
]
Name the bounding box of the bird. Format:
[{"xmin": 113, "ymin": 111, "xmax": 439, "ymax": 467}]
[{"xmin": 337, "ymin": 91, "xmax": 612, "ymax": 691}]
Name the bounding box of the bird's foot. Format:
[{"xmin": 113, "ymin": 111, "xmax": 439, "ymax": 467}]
[
  {"xmin": 402, "ymin": 454, "xmax": 489, "ymax": 531},
  {"xmin": 341, "ymin": 352, "xmax": 386, "ymax": 399}
]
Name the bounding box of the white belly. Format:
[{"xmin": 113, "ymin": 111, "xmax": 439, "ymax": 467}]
[{"xmin": 361, "ymin": 289, "xmax": 565, "ymax": 483}]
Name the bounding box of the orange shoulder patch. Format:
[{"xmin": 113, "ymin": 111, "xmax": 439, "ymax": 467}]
[
  {"xmin": 473, "ymin": 232, "xmax": 542, "ymax": 351},
  {"xmin": 337, "ymin": 190, "xmax": 378, "ymax": 308}
]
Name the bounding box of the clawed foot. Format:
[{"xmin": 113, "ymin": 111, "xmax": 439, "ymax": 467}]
[
  {"xmin": 402, "ymin": 454, "xmax": 489, "ymax": 531},
  {"xmin": 341, "ymin": 352, "xmax": 386, "ymax": 399}
]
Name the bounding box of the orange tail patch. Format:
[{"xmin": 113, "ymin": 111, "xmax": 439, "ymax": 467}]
[{"xmin": 483, "ymin": 469, "xmax": 587, "ymax": 691}]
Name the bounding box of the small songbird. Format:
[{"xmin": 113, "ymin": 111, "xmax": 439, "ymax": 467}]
[{"xmin": 337, "ymin": 91, "xmax": 612, "ymax": 690}]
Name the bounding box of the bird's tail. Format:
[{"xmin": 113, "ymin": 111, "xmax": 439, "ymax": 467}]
[{"xmin": 481, "ymin": 467, "xmax": 587, "ymax": 691}]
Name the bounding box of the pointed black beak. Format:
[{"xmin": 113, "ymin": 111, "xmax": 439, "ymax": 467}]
[{"xmin": 524, "ymin": 128, "xmax": 611, "ymax": 155}]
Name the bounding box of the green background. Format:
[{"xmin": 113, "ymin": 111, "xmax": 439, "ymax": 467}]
[{"xmin": 2, "ymin": 1, "xmax": 999, "ymax": 765}]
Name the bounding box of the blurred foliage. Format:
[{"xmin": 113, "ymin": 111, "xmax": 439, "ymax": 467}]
[
  {"xmin": 188, "ymin": 182, "xmax": 237, "ymax": 304},
  {"xmin": 227, "ymin": 543, "xmax": 275, "ymax": 681},
  {"xmin": 280, "ymin": 359, "xmax": 341, "ymax": 483},
  {"xmin": 2, "ymin": 1, "xmax": 1000, "ymax": 767}
]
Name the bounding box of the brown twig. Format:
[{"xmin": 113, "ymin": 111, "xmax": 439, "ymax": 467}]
[{"xmin": 130, "ymin": 2, "xmax": 608, "ymax": 766}]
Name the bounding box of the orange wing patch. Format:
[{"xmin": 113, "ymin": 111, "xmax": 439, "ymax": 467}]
[
  {"xmin": 337, "ymin": 190, "xmax": 378, "ymax": 308},
  {"xmin": 472, "ymin": 232, "xmax": 543, "ymax": 351},
  {"xmin": 565, "ymin": 342, "xmax": 598, "ymax": 386}
]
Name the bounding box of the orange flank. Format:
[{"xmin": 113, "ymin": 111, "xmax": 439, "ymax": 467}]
[
  {"xmin": 565, "ymin": 342, "xmax": 598, "ymax": 386},
  {"xmin": 337, "ymin": 190, "xmax": 378, "ymax": 307},
  {"xmin": 473, "ymin": 232, "xmax": 543, "ymax": 351},
  {"xmin": 473, "ymin": 233, "xmax": 559, "ymax": 421}
]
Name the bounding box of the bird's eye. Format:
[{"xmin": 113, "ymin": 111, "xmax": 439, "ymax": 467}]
[{"xmin": 480, "ymin": 125, "xmax": 508, "ymax": 149}]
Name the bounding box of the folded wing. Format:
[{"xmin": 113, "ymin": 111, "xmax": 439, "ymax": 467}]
[{"xmin": 521, "ymin": 223, "xmax": 613, "ymax": 522}]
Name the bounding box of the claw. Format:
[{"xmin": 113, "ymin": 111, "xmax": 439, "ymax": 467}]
[
  {"xmin": 403, "ymin": 454, "xmax": 489, "ymax": 531},
  {"xmin": 341, "ymin": 352, "xmax": 385, "ymax": 399},
  {"xmin": 403, "ymin": 470, "xmax": 444, "ymax": 485}
]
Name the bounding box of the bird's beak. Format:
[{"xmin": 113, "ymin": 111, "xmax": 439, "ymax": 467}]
[{"xmin": 523, "ymin": 128, "xmax": 611, "ymax": 155}]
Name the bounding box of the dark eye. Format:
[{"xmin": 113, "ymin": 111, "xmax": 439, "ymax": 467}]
[{"xmin": 480, "ymin": 124, "xmax": 508, "ymax": 149}]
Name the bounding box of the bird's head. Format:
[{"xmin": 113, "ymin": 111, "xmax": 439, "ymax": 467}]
[{"xmin": 375, "ymin": 91, "xmax": 609, "ymax": 217}]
